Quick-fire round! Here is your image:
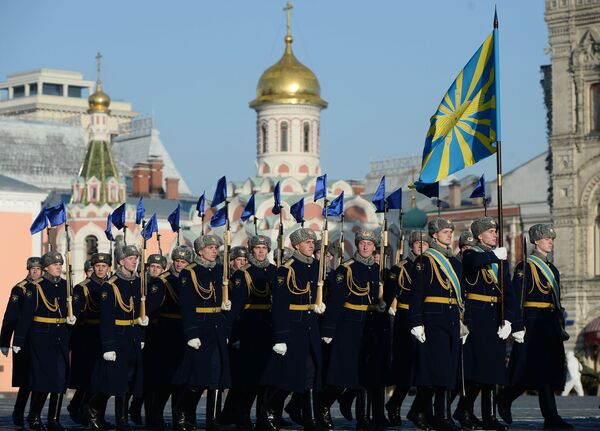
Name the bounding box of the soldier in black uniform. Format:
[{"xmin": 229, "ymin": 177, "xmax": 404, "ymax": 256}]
[
  {"xmin": 172, "ymin": 234, "xmax": 230, "ymax": 431},
  {"xmin": 454, "ymin": 217, "xmax": 515, "ymax": 431},
  {"xmin": 87, "ymin": 245, "xmax": 149, "ymax": 431},
  {"xmin": 498, "ymin": 224, "xmax": 572, "ymax": 430},
  {"xmin": 13, "ymin": 251, "xmax": 77, "ymax": 431},
  {"xmin": 408, "ymin": 219, "xmax": 466, "ymax": 431},
  {"xmin": 384, "ymin": 231, "xmax": 430, "ymax": 427},
  {"xmin": 258, "ymin": 228, "xmax": 325, "ymax": 431},
  {"xmin": 67, "ymin": 252, "xmax": 112, "ymax": 427},
  {"xmin": 221, "ymin": 236, "xmax": 276, "ymax": 429},
  {"xmin": 1, "ymin": 256, "xmax": 42, "ymax": 427},
  {"xmin": 230, "ymin": 246, "xmax": 249, "ymax": 271}
]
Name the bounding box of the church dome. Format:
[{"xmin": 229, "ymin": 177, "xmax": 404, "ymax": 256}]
[
  {"xmin": 250, "ymin": 35, "xmax": 327, "ymax": 109},
  {"xmin": 88, "ymin": 87, "xmax": 111, "ymax": 113},
  {"xmin": 403, "ymin": 207, "xmax": 428, "ymax": 230}
]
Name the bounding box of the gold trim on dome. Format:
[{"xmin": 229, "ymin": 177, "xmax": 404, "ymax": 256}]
[{"xmin": 88, "ymin": 52, "xmax": 111, "ymax": 114}]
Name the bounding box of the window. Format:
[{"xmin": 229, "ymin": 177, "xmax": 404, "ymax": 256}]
[
  {"xmin": 29, "ymin": 83, "xmax": 37, "ymax": 96},
  {"xmin": 303, "ymin": 122, "xmax": 310, "ymax": 152},
  {"xmin": 13, "ymin": 85, "xmax": 25, "ymax": 98},
  {"xmin": 280, "ymin": 122, "xmax": 288, "ymax": 151},
  {"xmin": 68, "ymin": 86, "xmax": 83, "ymax": 98},
  {"xmin": 0, "ymin": 88, "xmax": 7, "ymax": 101},
  {"xmin": 261, "ymin": 123, "xmax": 268, "ymax": 153},
  {"xmin": 85, "ymin": 235, "xmax": 98, "ymax": 261},
  {"xmin": 43, "ymin": 83, "xmax": 63, "ymax": 96},
  {"xmin": 592, "ymin": 83, "xmax": 600, "ymax": 132}
]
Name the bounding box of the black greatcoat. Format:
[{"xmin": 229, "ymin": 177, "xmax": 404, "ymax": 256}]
[
  {"xmin": 407, "ymin": 250, "xmax": 463, "ymax": 389},
  {"xmin": 322, "ymin": 258, "xmax": 381, "ymax": 390},
  {"xmin": 261, "ymin": 256, "xmax": 322, "ymax": 393},
  {"xmin": 508, "ymin": 255, "xmax": 566, "ymax": 390},
  {"xmin": 229, "ymin": 261, "xmax": 276, "ymax": 387},
  {"xmin": 92, "ymin": 272, "xmax": 144, "ymax": 397},
  {"xmin": 0, "ymin": 278, "xmax": 31, "ymax": 388},
  {"xmin": 174, "ymin": 261, "xmax": 231, "ymax": 390},
  {"xmin": 13, "ymin": 275, "xmax": 70, "ymax": 393},
  {"xmin": 461, "ymin": 248, "xmax": 517, "ymax": 385}
]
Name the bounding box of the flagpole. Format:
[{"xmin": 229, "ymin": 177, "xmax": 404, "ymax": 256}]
[
  {"xmin": 201, "ymin": 212, "xmax": 205, "ymax": 235},
  {"xmin": 157, "ymin": 232, "xmax": 163, "ymax": 255},
  {"xmin": 123, "ymin": 224, "xmax": 127, "ymax": 246},
  {"xmin": 253, "ymin": 216, "xmax": 258, "ymax": 235},
  {"xmin": 338, "ymin": 213, "xmax": 345, "ymax": 267},
  {"xmin": 222, "ymin": 201, "xmax": 231, "ymax": 306}
]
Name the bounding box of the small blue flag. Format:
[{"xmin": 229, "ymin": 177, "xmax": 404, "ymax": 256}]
[
  {"xmin": 210, "ymin": 206, "xmax": 227, "ymax": 227},
  {"xmin": 272, "ymin": 182, "xmax": 282, "ymax": 215},
  {"xmin": 469, "ymin": 175, "xmax": 486, "ymax": 199},
  {"xmin": 386, "ymin": 188, "xmax": 402, "ymax": 210},
  {"xmin": 415, "ymin": 181, "xmax": 440, "ymax": 199},
  {"xmin": 168, "ymin": 204, "xmax": 181, "ymax": 232},
  {"xmin": 46, "ymin": 203, "xmax": 67, "ymax": 227},
  {"xmin": 241, "ymin": 194, "xmax": 255, "ymax": 222},
  {"xmin": 135, "ymin": 197, "xmax": 145, "ymax": 225},
  {"xmin": 211, "ymin": 176, "xmax": 227, "ymax": 208},
  {"xmin": 111, "ymin": 203, "xmax": 127, "ymax": 230},
  {"xmin": 314, "ymin": 174, "xmax": 327, "ymax": 201},
  {"xmin": 324, "ymin": 192, "xmax": 344, "ymax": 217},
  {"xmin": 105, "ymin": 213, "xmax": 114, "ymax": 241},
  {"xmin": 142, "ymin": 213, "xmax": 158, "ymax": 240},
  {"xmin": 290, "ymin": 198, "xmax": 305, "ymax": 223},
  {"xmin": 372, "ymin": 176, "xmax": 386, "ymax": 213},
  {"xmin": 30, "ymin": 207, "xmax": 48, "ymax": 235},
  {"xmin": 196, "ymin": 192, "xmax": 206, "ymax": 215}
]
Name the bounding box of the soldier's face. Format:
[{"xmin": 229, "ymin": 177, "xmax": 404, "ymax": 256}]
[
  {"xmin": 357, "ymin": 240, "xmax": 376, "ymax": 258},
  {"xmin": 28, "ymin": 266, "xmax": 42, "ymax": 280},
  {"xmin": 201, "ymin": 244, "xmax": 219, "ymax": 262},
  {"xmin": 173, "ymin": 258, "xmax": 189, "ymax": 273},
  {"xmin": 536, "ymin": 237, "xmax": 554, "ymax": 254},
  {"xmin": 148, "ymin": 263, "xmax": 163, "ymax": 277},
  {"xmin": 93, "ymin": 263, "xmax": 110, "ymax": 279},
  {"xmin": 252, "ymin": 244, "xmax": 269, "ymax": 262},
  {"xmin": 231, "ymin": 257, "xmax": 247, "ymax": 270},
  {"xmin": 434, "ymin": 228, "xmax": 453, "ymax": 247},
  {"xmin": 478, "ymin": 228, "xmax": 498, "ymax": 248},
  {"xmin": 295, "ymin": 239, "xmax": 314, "ymax": 257},
  {"xmin": 412, "ymin": 241, "xmax": 429, "ymax": 255},
  {"xmin": 120, "ymin": 256, "xmax": 138, "ymax": 273},
  {"xmin": 86, "ymin": 268, "xmax": 94, "ymax": 277},
  {"xmin": 45, "ymin": 263, "xmax": 62, "ymax": 277}
]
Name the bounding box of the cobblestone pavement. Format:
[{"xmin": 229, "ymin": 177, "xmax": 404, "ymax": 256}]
[{"xmin": 0, "ymin": 393, "xmax": 596, "ymax": 430}]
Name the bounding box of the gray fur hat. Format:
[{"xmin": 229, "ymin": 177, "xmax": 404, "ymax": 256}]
[
  {"xmin": 193, "ymin": 235, "xmax": 222, "ymax": 253},
  {"xmin": 91, "ymin": 253, "xmax": 112, "ymax": 266},
  {"xmin": 408, "ymin": 230, "xmax": 432, "ymax": 246},
  {"xmin": 529, "ymin": 224, "xmax": 556, "ymax": 243},
  {"xmin": 41, "ymin": 251, "xmax": 64, "ymax": 268},
  {"xmin": 83, "ymin": 260, "xmax": 92, "ymax": 272},
  {"xmin": 315, "ymin": 239, "xmax": 335, "ymax": 256},
  {"xmin": 147, "ymin": 253, "xmax": 167, "ymax": 269},
  {"xmin": 115, "ymin": 245, "xmax": 140, "ymax": 262},
  {"xmin": 458, "ymin": 231, "xmax": 477, "ymax": 248},
  {"xmin": 289, "ymin": 228, "xmax": 317, "ymax": 246},
  {"xmin": 355, "ymin": 229, "xmax": 379, "ymax": 247},
  {"xmin": 26, "ymin": 257, "xmax": 42, "ymax": 270},
  {"xmin": 231, "ymin": 246, "xmax": 249, "ymax": 260},
  {"xmin": 171, "ymin": 246, "xmax": 195, "ymax": 263},
  {"xmin": 428, "ymin": 218, "xmax": 455, "ymax": 236},
  {"xmin": 248, "ymin": 235, "xmax": 272, "ymax": 251},
  {"xmin": 470, "ymin": 216, "xmax": 497, "ymax": 239}
]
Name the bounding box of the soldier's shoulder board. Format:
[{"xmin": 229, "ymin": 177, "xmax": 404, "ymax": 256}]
[
  {"xmin": 107, "ymin": 275, "xmax": 118, "ymax": 285},
  {"xmin": 241, "ymin": 263, "xmax": 251, "ymax": 271},
  {"xmin": 283, "ymin": 258, "xmax": 295, "ymax": 268},
  {"xmin": 16, "ymin": 280, "xmax": 28, "ymax": 293},
  {"xmin": 341, "ymin": 258, "xmax": 354, "ymax": 268},
  {"xmin": 79, "ymin": 278, "xmax": 91, "ymax": 288},
  {"xmin": 159, "ymin": 272, "xmax": 170, "ymax": 282},
  {"xmin": 186, "ymin": 263, "xmax": 197, "ymax": 271}
]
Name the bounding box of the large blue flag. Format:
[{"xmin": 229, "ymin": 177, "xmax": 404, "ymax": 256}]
[
  {"xmin": 135, "ymin": 197, "xmax": 145, "ymax": 225},
  {"xmin": 272, "ymin": 182, "xmax": 282, "ymax": 215},
  {"xmin": 105, "ymin": 213, "xmax": 114, "ymax": 241},
  {"xmin": 418, "ymin": 30, "xmax": 499, "ymax": 184},
  {"xmin": 30, "ymin": 208, "xmax": 48, "ymax": 235},
  {"xmin": 111, "ymin": 203, "xmax": 127, "ymax": 230},
  {"xmin": 211, "ymin": 177, "xmax": 227, "ymax": 208},
  {"xmin": 387, "ymin": 188, "xmax": 402, "ymax": 210},
  {"xmin": 196, "ymin": 192, "xmax": 206, "ymax": 215},
  {"xmin": 324, "ymin": 192, "xmax": 344, "ymax": 217},
  {"xmin": 470, "ymin": 174, "xmax": 486, "ymax": 198},
  {"xmin": 314, "ymin": 174, "xmax": 327, "ymax": 201},
  {"xmin": 210, "ymin": 207, "xmax": 227, "ymax": 227},
  {"xmin": 46, "ymin": 203, "xmax": 67, "ymax": 227},
  {"xmin": 372, "ymin": 176, "xmax": 386, "ymax": 213},
  {"xmin": 142, "ymin": 213, "xmax": 158, "ymax": 240},
  {"xmin": 290, "ymin": 198, "xmax": 304, "ymax": 223},
  {"xmin": 168, "ymin": 204, "xmax": 181, "ymax": 232},
  {"xmin": 241, "ymin": 194, "xmax": 255, "ymax": 222}
]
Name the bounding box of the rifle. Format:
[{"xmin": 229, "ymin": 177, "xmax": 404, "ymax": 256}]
[
  {"xmin": 315, "ymin": 199, "xmax": 329, "ymax": 308},
  {"xmin": 156, "ymin": 232, "xmax": 163, "ymax": 256},
  {"xmin": 276, "ymin": 212, "xmax": 284, "ymax": 267},
  {"xmin": 378, "ymin": 201, "xmax": 388, "ymax": 302},
  {"xmin": 222, "ymin": 201, "xmax": 231, "ymax": 306},
  {"xmin": 518, "ymin": 206, "xmax": 526, "ymax": 318},
  {"xmin": 337, "ymin": 213, "xmax": 345, "ymax": 267},
  {"xmin": 394, "ymin": 208, "xmax": 404, "ymax": 266},
  {"xmin": 139, "ymin": 220, "xmax": 147, "ymax": 320},
  {"xmin": 64, "ymin": 224, "xmax": 74, "ymax": 319}
]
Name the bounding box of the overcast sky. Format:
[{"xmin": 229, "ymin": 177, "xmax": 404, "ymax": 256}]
[{"xmin": 0, "ymin": 0, "xmax": 549, "ymax": 195}]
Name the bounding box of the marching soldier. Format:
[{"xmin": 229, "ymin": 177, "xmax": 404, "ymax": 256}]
[
  {"xmin": 13, "ymin": 251, "xmax": 77, "ymax": 431},
  {"xmin": 172, "ymin": 235, "xmax": 231, "ymax": 431},
  {"xmin": 454, "ymin": 217, "xmax": 514, "ymax": 431},
  {"xmin": 67, "ymin": 252, "xmax": 112, "ymax": 428},
  {"xmin": 0, "ymin": 257, "xmax": 42, "ymax": 427},
  {"xmin": 221, "ymin": 236, "xmax": 276, "ymax": 429},
  {"xmin": 408, "ymin": 219, "xmax": 466, "ymax": 431},
  {"xmin": 498, "ymin": 224, "xmax": 572, "ymax": 430},
  {"xmin": 258, "ymin": 228, "xmax": 325, "ymax": 431},
  {"xmin": 384, "ymin": 231, "xmax": 430, "ymax": 427},
  {"xmin": 318, "ymin": 229, "xmax": 384, "ymax": 431},
  {"xmin": 87, "ymin": 245, "xmax": 148, "ymax": 431}
]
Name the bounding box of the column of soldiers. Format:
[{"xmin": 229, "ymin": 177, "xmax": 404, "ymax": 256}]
[{"xmin": 0, "ymin": 218, "xmax": 573, "ymax": 431}]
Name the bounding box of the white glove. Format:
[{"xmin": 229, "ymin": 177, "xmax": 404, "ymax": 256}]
[
  {"xmin": 388, "ymin": 306, "xmax": 396, "ymax": 316},
  {"xmin": 460, "ymin": 320, "xmax": 470, "ymax": 345},
  {"xmin": 137, "ymin": 316, "xmax": 149, "ymax": 327},
  {"xmin": 314, "ymin": 303, "xmax": 326, "ymax": 315},
  {"xmin": 493, "ymin": 247, "xmax": 508, "ymax": 260},
  {"xmin": 187, "ymin": 338, "xmax": 201, "ymax": 350},
  {"xmin": 497, "ymin": 320, "xmax": 512, "ymax": 340},
  {"xmin": 376, "ymin": 301, "xmax": 387, "ymax": 313},
  {"xmin": 221, "ymin": 300, "xmax": 232, "ymax": 311},
  {"xmin": 141, "ymin": 342, "xmax": 145, "ymax": 350},
  {"xmin": 231, "ymin": 340, "xmax": 241, "ymax": 349},
  {"xmin": 103, "ymin": 351, "xmax": 116, "ymax": 361},
  {"xmin": 1, "ymin": 347, "xmax": 9, "ymax": 357},
  {"xmin": 66, "ymin": 315, "xmax": 77, "ymax": 325},
  {"xmin": 411, "ymin": 326, "xmax": 426, "ymax": 343},
  {"xmin": 12, "ymin": 346, "xmax": 20, "ymax": 354},
  {"xmin": 512, "ymin": 330, "xmax": 525, "ymax": 343},
  {"xmin": 322, "ymin": 337, "xmax": 332, "ymax": 344},
  {"xmin": 273, "ymin": 342, "xmax": 287, "ymax": 355}
]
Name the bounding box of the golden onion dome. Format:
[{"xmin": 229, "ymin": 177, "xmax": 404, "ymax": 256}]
[
  {"xmin": 88, "ymin": 86, "xmax": 111, "ymax": 114},
  {"xmin": 250, "ymin": 35, "xmax": 327, "ymax": 109}
]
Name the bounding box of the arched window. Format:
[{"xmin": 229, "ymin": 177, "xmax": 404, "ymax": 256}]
[
  {"xmin": 303, "ymin": 122, "xmax": 310, "ymax": 152},
  {"xmin": 592, "ymin": 83, "xmax": 600, "ymax": 132},
  {"xmin": 85, "ymin": 235, "xmax": 98, "ymax": 261},
  {"xmin": 261, "ymin": 123, "xmax": 268, "ymax": 153},
  {"xmin": 280, "ymin": 122, "xmax": 288, "ymax": 152}
]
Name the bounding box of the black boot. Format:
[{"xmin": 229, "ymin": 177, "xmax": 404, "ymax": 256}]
[
  {"xmin": 481, "ymin": 387, "xmax": 507, "ymax": 431},
  {"xmin": 496, "ymin": 386, "xmax": 521, "ymax": 425},
  {"xmin": 206, "ymin": 389, "xmax": 222, "ymax": 431},
  {"xmin": 434, "ymin": 389, "xmax": 459, "ymax": 431},
  {"xmin": 28, "ymin": 392, "xmax": 49, "ymax": 431},
  {"xmin": 369, "ymin": 387, "xmax": 390, "ymax": 428},
  {"xmin": 149, "ymin": 389, "xmax": 170, "ymax": 430},
  {"xmin": 172, "ymin": 388, "xmax": 194, "ymax": 431},
  {"xmin": 88, "ymin": 393, "xmax": 110, "ymax": 431},
  {"xmin": 355, "ymin": 389, "xmax": 374, "ymax": 431},
  {"xmin": 257, "ymin": 388, "xmax": 287, "ymax": 431},
  {"xmin": 385, "ymin": 387, "xmax": 406, "ymax": 427},
  {"xmin": 115, "ymin": 396, "xmax": 132, "ymax": 431},
  {"xmin": 406, "ymin": 388, "xmax": 432, "ymax": 431},
  {"xmin": 46, "ymin": 393, "xmax": 67, "ymax": 431},
  {"xmin": 452, "ymin": 384, "xmax": 481, "ymax": 430},
  {"xmin": 128, "ymin": 396, "xmax": 143, "ymax": 425},
  {"xmin": 12, "ymin": 386, "xmax": 29, "ymax": 427},
  {"xmin": 276, "ymin": 392, "xmax": 292, "ymax": 427},
  {"xmin": 317, "ymin": 386, "xmax": 340, "ymax": 429},
  {"xmin": 338, "ymin": 389, "xmax": 355, "ymax": 421},
  {"xmin": 187, "ymin": 388, "xmax": 203, "ymax": 430},
  {"xmin": 284, "ymin": 391, "xmax": 304, "ymax": 425},
  {"xmin": 539, "ymin": 385, "xmax": 573, "ymax": 429}
]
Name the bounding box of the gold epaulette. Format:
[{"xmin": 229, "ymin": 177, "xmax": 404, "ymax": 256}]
[
  {"xmin": 341, "ymin": 258, "xmax": 355, "ymax": 269},
  {"xmin": 240, "ymin": 263, "xmax": 251, "ymax": 271},
  {"xmin": 16, "ymin": 280, "xmax": 28, "ymax": 293},
  {"xmin": 78, "ymin": 278, "xmax": 91, "ymax": 288},
  {"xmin": 283, "ymin": 258, "xmax": 295, "ymax": 268},
  {"xmin": 159, "ymin": 272, "xmax": 171, "ymax": 282},
  {"xmin": 186, "ymin": 263, "xmax": 197, "ymax": 271},
  {"xmin": 107, "ymin": 275, "xmax": 118, "ymax": 284},
  {"xmin": 395, "ymin": 259, "xmax": 409, "ymax": 267}
]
